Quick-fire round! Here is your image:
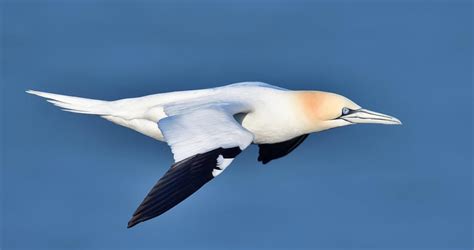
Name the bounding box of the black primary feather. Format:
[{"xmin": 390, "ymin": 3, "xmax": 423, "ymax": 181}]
[
  {"xmin": 127, "ymin": 147, "xmax": 241, "ymax": 228},
  {"xmin": 257, "ymin": 134, "xmax": 309, "ymax": 164}
]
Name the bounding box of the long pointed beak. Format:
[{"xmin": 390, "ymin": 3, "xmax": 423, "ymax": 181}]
[{"xmin": 341, "ymin": 109, "xmax": 402, "ymax": 125}]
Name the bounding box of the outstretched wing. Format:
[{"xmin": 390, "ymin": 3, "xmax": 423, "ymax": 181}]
[{"xmin": 128, "ymin": 101, "xmax": 253, "ymax": 228}]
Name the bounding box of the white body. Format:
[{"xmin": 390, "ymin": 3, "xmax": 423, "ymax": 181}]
[{"xmin": 45, "ymin": 82, "xmax": 304, "ymax": 144}]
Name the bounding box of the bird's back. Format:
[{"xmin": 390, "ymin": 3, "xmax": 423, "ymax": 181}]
[{"xmin": 28, "ymin": 82, "xmax": 297, "ymax": 142}]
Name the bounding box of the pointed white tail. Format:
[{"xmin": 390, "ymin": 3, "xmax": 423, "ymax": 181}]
[{"xmin": 26, "ymin": 90, "xmax": 112, "ymax": 115}]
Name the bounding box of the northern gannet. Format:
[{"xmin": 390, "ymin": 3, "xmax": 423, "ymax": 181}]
[{"xmin": 27, "ymin": 82, "xmax": 401, "ymax": 228}]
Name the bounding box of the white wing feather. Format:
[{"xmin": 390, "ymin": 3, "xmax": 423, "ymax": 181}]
[{"xmin": 158, "ymin": 101, "xmax": 254, "ymax": 162}]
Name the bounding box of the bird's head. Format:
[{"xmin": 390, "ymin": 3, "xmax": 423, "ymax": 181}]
[{"xmin": 297, "ymin": 91, "xmax": 402, "ymax": 132}]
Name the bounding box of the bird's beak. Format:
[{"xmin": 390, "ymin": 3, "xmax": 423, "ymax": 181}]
[{"xmin": 341, "ymin": 109, "xmax": 402, "ymax": 125}]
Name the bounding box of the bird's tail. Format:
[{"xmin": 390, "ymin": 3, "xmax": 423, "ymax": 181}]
[{"xmin": 26, "ymin": 90, "xmax": 113, "ymax": 115}]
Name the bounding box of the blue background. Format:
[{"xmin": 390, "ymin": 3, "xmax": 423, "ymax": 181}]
[{"xmin": 1, "ymin": 0, "xmax": 472, "ymax": 249}]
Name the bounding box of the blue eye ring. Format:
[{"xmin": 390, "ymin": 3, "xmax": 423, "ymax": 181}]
[{"xmin": 342, "ymin": 107, "xmax": 350, "ymax": 115}]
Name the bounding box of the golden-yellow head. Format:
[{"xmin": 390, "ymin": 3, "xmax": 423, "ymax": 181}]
[{"xmin": 297, "ymin": 91, "xmax": 401, "ymax": 132}]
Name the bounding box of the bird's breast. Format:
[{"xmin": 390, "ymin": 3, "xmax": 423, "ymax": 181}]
[{"xmin": 239, "ymin": 97, "xmax": 308, "ymax": 144}]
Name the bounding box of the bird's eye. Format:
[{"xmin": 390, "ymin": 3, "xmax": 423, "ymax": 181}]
[{"xmin": 342, "ymin": 107, "xmax": 350, "ymax": 115}]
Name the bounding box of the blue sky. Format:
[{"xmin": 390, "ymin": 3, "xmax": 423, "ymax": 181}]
[{"xmin": 2, "ymin": 0, "xmax": 472, "ymax": 249}]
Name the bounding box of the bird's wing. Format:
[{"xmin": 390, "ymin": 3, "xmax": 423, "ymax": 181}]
[
  {"xmin": 257, "ymin": 134, "xmax": 309, "ymax": 164},
  {"xmin": 161, "ymin": 101, "xmax": 253, "ymax": 162},
  {"xmin": 128, "ymin": 101, "xmax": 253, "ymax": 228}
]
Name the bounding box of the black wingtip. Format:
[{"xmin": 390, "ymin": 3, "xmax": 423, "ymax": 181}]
[
  {"xmin": 257, "ymin": 155, "xmax": 269, "ymax": 164},
  {"xmin": 127, "ymin": 216, "xmax": 141, "ymax": 228},
  {"xmin": 257, "ymin": 134, "xmax": 309, "ymax": 165},
  {"xmin": 127, "ymin": 147, "xmax": 243, "ymax": 228},
  {"xmin": 257, "ymin": 157, "xmax": 271, "ymax": 165}
]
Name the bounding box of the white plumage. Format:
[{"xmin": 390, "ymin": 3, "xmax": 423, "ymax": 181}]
[
  {"xmin": 28, "ymin": 82, "xmax": 307, "ymax": 144},
  {"xmin": 159, "ymin": 103, "xmax": 254, "ymax": 162},
  {"xmin": 27, "ymin": 81, "xmax": 401, "ymax": 228}
]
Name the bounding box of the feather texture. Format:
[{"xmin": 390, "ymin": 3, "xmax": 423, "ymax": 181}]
[{"xmin": 159, "ymin": 102, "xmax": 254, "ymax": 162}]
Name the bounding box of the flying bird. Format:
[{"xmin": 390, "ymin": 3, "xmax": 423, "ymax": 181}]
[{"xmin": 27, "ymin": 82, "xmax": 401, "ymax": 228}]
